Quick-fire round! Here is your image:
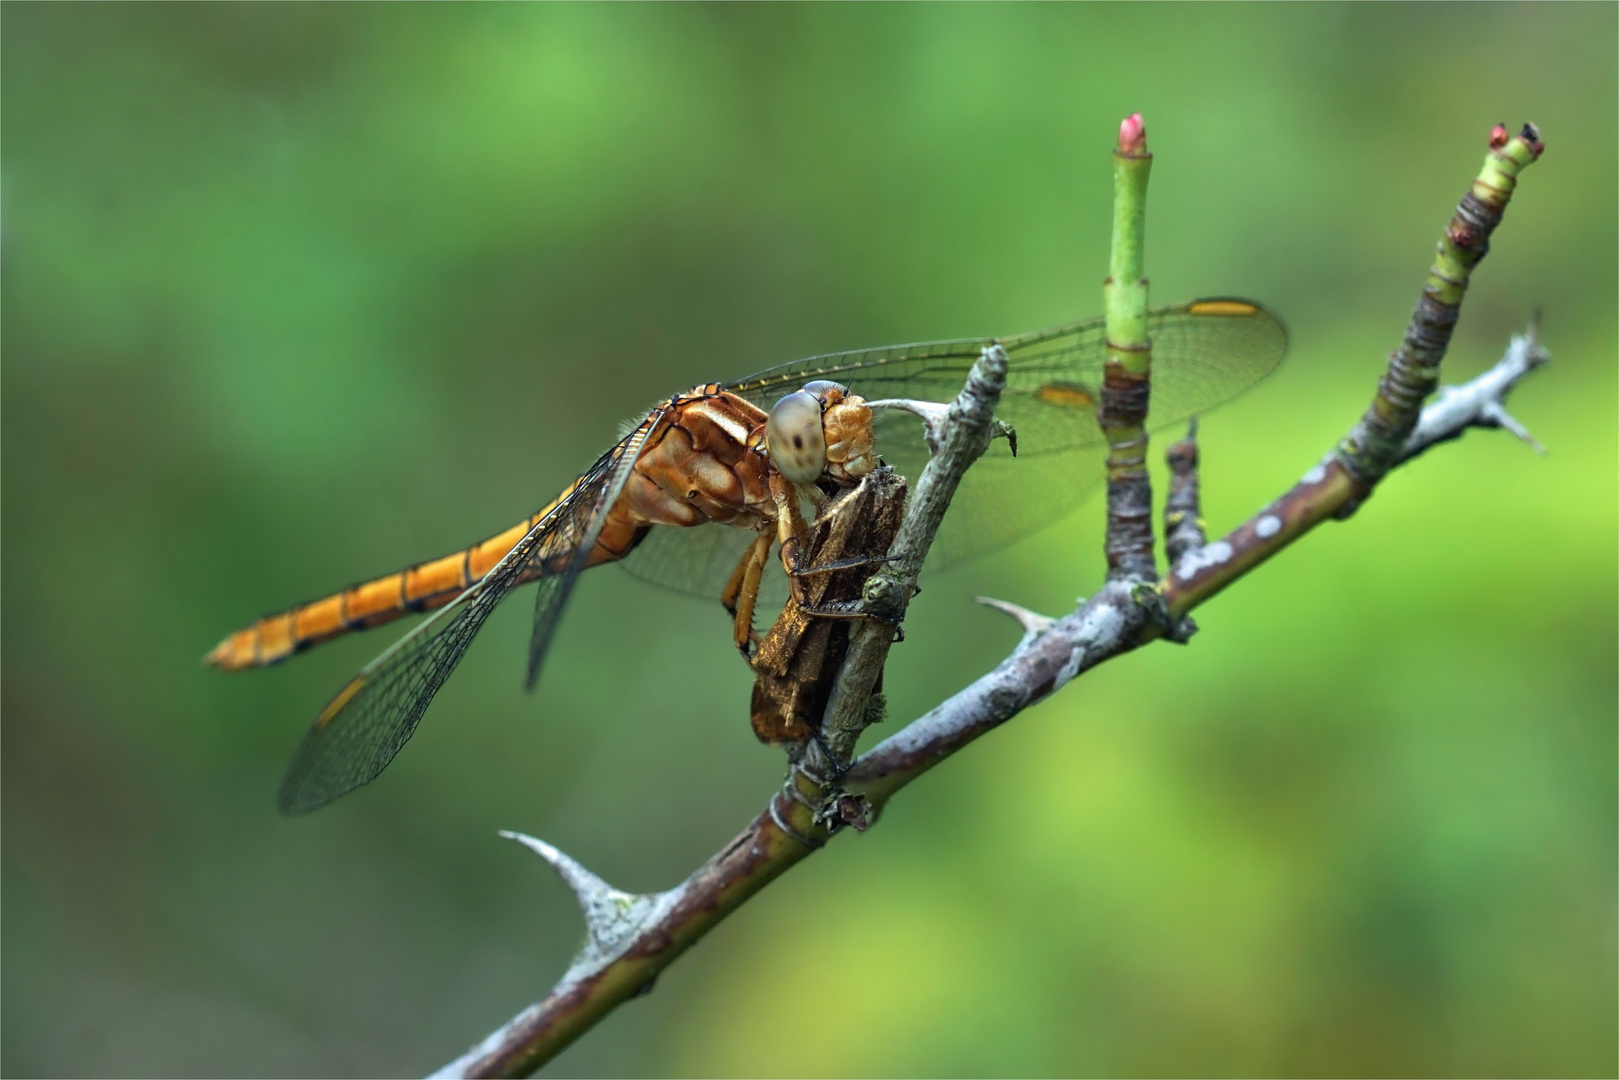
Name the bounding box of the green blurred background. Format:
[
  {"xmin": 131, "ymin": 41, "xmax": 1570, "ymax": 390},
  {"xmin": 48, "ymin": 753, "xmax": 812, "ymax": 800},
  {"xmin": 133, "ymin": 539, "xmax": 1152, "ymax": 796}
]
[{"xmin": 4, "ymin": 4, "xmax": 1614, "ymax": 1076}]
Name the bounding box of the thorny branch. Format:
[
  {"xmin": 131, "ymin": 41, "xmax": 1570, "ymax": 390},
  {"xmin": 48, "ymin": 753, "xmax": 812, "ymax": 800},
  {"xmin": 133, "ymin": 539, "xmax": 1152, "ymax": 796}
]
[
  {"xmin": 845, "ymin": 321, "xmax": 1548, "ymax": 810},
  {"xmin": 435, "ymin": 121, "xmax": 1546, "ymax": 1078}
]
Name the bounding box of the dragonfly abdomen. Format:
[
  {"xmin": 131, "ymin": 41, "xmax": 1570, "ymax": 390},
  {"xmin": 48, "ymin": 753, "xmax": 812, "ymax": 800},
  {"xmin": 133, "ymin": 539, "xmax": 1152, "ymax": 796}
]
[
  {"xmin": 205, "ymin": 505, "xmax": 570, "ymax": 671},
  {"xmin": 206, "ymin": 389, "xmax": 777, "ymax": 673}
]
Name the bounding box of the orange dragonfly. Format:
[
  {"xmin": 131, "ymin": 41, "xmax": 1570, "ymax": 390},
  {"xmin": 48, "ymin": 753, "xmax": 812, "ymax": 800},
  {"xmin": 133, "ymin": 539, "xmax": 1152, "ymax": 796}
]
[{"xmin": 208, "ymin": 298, "xmax": 1286, "ymax": 813}]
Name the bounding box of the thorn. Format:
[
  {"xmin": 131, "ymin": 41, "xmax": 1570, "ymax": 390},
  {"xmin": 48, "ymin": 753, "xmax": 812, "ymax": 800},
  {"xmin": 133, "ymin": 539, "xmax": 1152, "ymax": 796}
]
[
  {"xmin": 865, "ymin": 397, "xmax": 951, "ymax": 455},
  {"xmin": 974, "ymin": 596, "xmax": 1056, "ymax": 640},
  {"xmin": 992, "ymin": 418, "xmax": 1018, "ymax": 456},
  {"xmin": 501, "ymin": 830, "xmax": 616, "ymax": 910},
  {"xmin": 1480, "ymin": 402, "xmax": 1546, "ymax": 455},
  {"xmin": 500, "ymin": 831, "xmax": 660, "ymax": 953},
  {"xmin": 1185, "ymin": 416, "xmax": 1199, "ymax": 440},
  {"xmin": 1520, "ymin": 313, "xmax": 1550, "ymax": 369}
]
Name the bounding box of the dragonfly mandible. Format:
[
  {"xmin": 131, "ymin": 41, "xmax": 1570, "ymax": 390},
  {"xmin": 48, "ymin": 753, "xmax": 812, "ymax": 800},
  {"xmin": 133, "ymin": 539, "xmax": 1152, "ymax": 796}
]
[{"xmin": 207, "ymin": 298, "xmax": 1287, "ymax": 813}]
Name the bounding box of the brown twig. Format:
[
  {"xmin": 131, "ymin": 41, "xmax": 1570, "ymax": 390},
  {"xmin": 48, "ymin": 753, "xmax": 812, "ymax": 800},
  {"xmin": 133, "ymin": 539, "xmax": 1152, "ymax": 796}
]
[
  {"xmin": 1100, "ymin": 112, "xmax": 1159, "ymax": 581},
  {"xmin": 433, "ymin": 342, "xmax": 1011, "ymax": 1078},
  {"xmin": 433, "ymin": 122, "xmax": 1545, "ymax": 1079},
  {"xmin": 1163, "ymin": 419, "xmax": 1206, "ymax": 571},
  {"xmin": 1164, "ymin": 124, "xmax": 1543, "ymax": 616},
  {"xmin": 849, "ymin": 322, "xmax": 1548, "ymax": 808}
]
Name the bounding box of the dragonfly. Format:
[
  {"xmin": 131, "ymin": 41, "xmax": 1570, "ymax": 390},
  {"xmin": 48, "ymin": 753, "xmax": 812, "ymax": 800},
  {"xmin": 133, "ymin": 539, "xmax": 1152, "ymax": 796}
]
[{"xmin": 207, "ymin": 298, "xmax": 1286, "ymax": 814}]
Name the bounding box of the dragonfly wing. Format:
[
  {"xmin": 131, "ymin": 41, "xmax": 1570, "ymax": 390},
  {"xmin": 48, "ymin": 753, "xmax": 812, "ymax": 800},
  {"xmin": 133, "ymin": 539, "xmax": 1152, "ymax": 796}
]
[
  {"xmin": 872, "ymin": 403, "xmax": 1109, "ymax": 568},
  {"xmin": 525, "ymin": 417, "xmax": 656, "ymax": 689},
  {"xmin": 728, "ymin": 331, "xmax": 1089, "ymax": 573},
  {"xmin": 276, "ymin": 573, "xmax": 519, "ymax": 815},
  {"xmin": 727, "ymin": 300, "xmax": 1286, "ymax": 569},
  {"xmin": 727, "ymin": 336, "xmax": 994, "ymax": 415},
  {"xmin": 1140, "ymin": 299, "xmax": 1289, "ymax": 433},
  {"xmin": 990, "ymin": 297, "xmax": 1288, "ymax": 454},
  {"xmin": 619, "ymin": 520, "xmax": 791, "ymax": 609},
  {"xmin": 730, "ymin": 300, "xmax": 1285, "ymax": 454},
  {"xmin": 276, "ymin": 425, "xmax": 653, "ymax": 815}
]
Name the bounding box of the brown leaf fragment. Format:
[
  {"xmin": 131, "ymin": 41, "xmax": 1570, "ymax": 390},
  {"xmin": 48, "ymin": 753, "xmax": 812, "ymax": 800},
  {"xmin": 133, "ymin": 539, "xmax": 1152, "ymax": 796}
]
[{"xmin": 749, "ymin": 467, "xmax": 907, "ymax": 747}]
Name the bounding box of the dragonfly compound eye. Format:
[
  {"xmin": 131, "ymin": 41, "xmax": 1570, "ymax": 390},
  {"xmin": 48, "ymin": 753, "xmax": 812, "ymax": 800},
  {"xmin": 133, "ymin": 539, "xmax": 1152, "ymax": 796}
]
[
  {"xmin": 766, "ymin": 390, "xmax": 829, "ymax": 484},
  {"xmin": 800, "ymin": 379, "xmax": 846, "ymax": 398}
]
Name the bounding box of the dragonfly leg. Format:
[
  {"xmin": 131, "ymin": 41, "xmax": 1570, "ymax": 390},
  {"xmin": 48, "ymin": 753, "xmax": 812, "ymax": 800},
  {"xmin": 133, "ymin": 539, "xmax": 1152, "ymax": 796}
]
[
  {"xmin": 787, "ymin": 552, "xmax": 901, "ymax": 578},
  {"xmin": 720, "ymin": 538, "xmax": 753, "ymax": 616},
  {"xmin": 795, "ymin": 597, "xmax": 903, "ymax": 632},
  {"xmin": 725, "ymin": 532, "xmax": 773, "ymax": 656},
  {"xmin": 802, "ymin": 483, "xmax": 831, "ymax": 518},
  {"xmin": 774, "ymin": 474, "xmax": 898, "ymax": 584},
  {"xmin": 773, "ymin": 472, "xmax": 904, "ymax": 637},
  {"xmin": 771, "ymin": 475, "xmax": 815, "ymax": 603}
]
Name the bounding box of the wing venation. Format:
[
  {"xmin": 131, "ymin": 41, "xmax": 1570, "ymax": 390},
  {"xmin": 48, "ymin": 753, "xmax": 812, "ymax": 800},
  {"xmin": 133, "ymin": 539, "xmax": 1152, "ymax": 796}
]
[{"xmin": 276, "ymin": 421, "xmax": 655, "ymax": 815}]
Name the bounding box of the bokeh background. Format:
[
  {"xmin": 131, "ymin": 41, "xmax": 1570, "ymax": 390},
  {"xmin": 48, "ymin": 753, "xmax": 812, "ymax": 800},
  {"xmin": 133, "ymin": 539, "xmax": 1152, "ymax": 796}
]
[{"xmin": 4, "ymin": 4, "xmax": 1614, "ymax": 1077}]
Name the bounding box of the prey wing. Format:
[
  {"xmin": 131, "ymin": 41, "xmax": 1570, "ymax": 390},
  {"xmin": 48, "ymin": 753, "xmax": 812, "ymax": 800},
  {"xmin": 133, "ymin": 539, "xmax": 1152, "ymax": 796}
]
[{"xmin": 277, "ymin": 420, "xmax": 655, "ymax": 815}]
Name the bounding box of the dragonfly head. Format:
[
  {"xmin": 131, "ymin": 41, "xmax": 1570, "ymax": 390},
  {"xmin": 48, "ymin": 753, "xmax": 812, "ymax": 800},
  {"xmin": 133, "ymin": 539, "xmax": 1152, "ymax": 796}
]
[{"xmin": 765, "ymin": 381, "xmax": 876, "ymax": 486}]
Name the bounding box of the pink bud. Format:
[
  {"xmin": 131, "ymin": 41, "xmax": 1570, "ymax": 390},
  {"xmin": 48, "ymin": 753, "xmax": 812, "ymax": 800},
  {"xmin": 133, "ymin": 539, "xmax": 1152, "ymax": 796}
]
[
  {"xmin": 1488, "ymin": 124, "xmax": 1509, "ymax": 150},
  {"xmin": 1118, "ymin": 113, "xmax": 1147, "ymax": 155}
]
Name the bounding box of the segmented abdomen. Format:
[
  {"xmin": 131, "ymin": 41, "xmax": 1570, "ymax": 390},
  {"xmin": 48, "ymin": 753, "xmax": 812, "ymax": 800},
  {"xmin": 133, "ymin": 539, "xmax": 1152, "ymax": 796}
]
[
  {"xmin": 205, "ymin": 504, "xmax": 569, "ymax": 672},
  {"xmin": 206, "ymin": 387, "xmax": 773, "ymax": 672}
]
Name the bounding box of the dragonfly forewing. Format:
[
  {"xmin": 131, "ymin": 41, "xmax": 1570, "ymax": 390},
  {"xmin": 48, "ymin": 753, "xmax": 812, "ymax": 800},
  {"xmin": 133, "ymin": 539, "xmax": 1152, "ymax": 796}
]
[
  {"xmin": 621, "ymin": 512, "xmax": 783, "ymax": 607},
  {"xmin": 276, "ymin": 422, "xmax": 654, "ymax": 815},
  {"xmin": 721, "ymin": 298, "xmax": 1288, "ymax": 572},
  {"xmin": 526, "ymin": 417, "xmax": 655, "ymax": 689}
]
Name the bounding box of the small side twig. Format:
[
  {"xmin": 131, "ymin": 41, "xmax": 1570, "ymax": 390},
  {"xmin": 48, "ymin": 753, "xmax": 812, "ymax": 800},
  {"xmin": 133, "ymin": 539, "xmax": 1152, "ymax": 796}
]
[
  {"xmin": 1164, "ymin": 122, "xmax": 1543, "ymax": 616},
  {"xmin": 1397, "ymin": 315, "xmax": 1548, "ymax": 461},
  {"xmin": 1099, "ymin": 112, "xmax": 1158, "ymax": 582},
  {"xmin": 1163, "ymin": 418, "xmax": 1207, "ymax": 572},
  {"xmin": 848, "ymin": 320, "xmax": 1550, "ymax": 809}
]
